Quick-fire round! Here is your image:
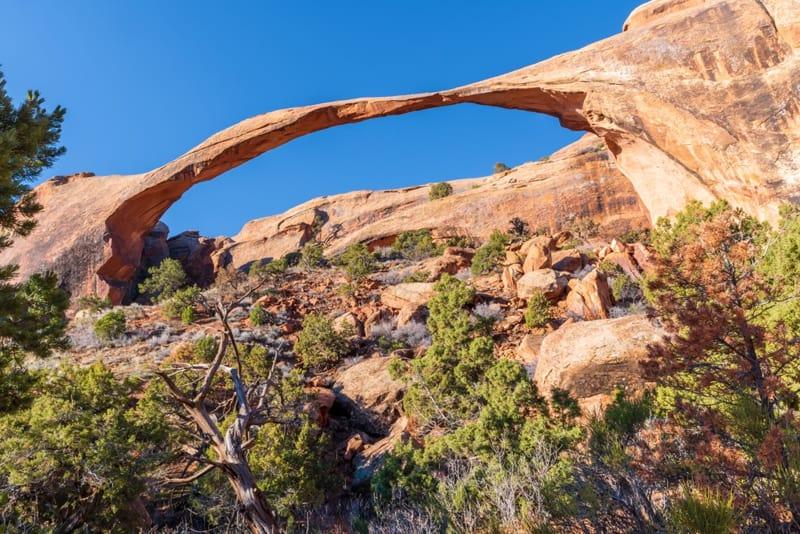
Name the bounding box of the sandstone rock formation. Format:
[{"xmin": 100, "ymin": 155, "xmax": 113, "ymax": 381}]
[
  {"xmin": 332, "ymin": 356, "xmax": 406, "ymax": 435},
  {"xmin": 3, "ymin": 0, "xmax": 797, "ymax": 302},
  {"xmin": 534, "ymin": 315, "xmax": 663, "ymax": 413},
  {"xmin": 565, "ymin": 270, "xmax": 614, "ymax": 320},
  {"xmin": 516, "ymin": 269, "xmax": 568, "ymax": 301}
]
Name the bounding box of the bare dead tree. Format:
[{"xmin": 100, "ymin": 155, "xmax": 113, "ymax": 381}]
[{"xmin": 155, "ymin": 264, "xmax": 286, "ymax": 533}]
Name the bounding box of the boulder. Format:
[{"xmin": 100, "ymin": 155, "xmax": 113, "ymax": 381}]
[
  {"xmin": 534, "ymin": 315, "xmax": 663, "ymax": 414},
  {"xmin": 501, "ymin": 263, "xmax": 524, "ymax": 292},
  {"xmin": 419, "ymin": 249, "xmax": 472, "ymax": 280},
  {"xmin": 565, "ymin": 269, "xmax": 613, "ymax": 320},
  {"xmin": 522, "ymin": 236, "xmax": 553, "ymax": 273},
  {"xmin": 516, "ymin": 269, "xmax": 567, "ymax": 302},
  {"xmin": 303, "ymin": 387, "xmax": 336, "ymax": 427},
  {"xmin": 168, "ymin": 231, "xmax": 228, "ymax": 287},
  {"xmin": 551, "ymin": 249, "xmax": 583, "ymax": 273},
  {"xmin": 352, "ymin": 416, "xmax": 409, "ymax": 487},
  {"xmin": 333, "ymin": 357, "xmax": 405, "ymax": 435},
  {"xmin": 603, "ymin": 251, "xmax": 643, "ymax": 281},
  {"xmin": 632, "ymin": 242, "xmax": 657, "ymax": 275},
  {"xmin": 517, "ymin": 332, "xmax": 543, "ymax": 366},
  {"xmin": 381, "ymin": 283, "xmax": 435, "ymax": 310}
]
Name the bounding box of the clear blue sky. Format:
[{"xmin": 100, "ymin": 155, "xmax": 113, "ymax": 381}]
[{"xmin": 2, "ymin": 1, "xmax": 642, "ymax": 237}]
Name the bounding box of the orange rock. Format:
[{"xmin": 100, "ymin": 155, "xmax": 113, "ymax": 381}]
[
  {"xmin": 5, "ymin": 0, "xmax": 798, "ymax": 302},
  {"xmin": 565, "ymin": 270, "xmax": 613, "ymax": 320},
  {"xmin": 522, "ymin": 236, "xmax": 553, "ymax": 273},
  {"xmin": 516, "ymin": 269, "xmax": 568, "ymax": 302},
  {"xmin": 534, "ymin": 315, "xmax": 663, "ymax": 415},
  {"xmin": 603, "ymin": 251, "xmax": 643, "ymax": 281},
  {"xmin": 552, "ymin": 249, "xmax": 583, "ymax": 273}
]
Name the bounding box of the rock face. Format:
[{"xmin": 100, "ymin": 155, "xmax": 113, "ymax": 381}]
[
  {"xmin": 516, "ymin": 269, "xmax": 568, "ymax": 301},
  {"xmin": 3, "ymin": 0, "xmax": 798, "ymax": 302},
  {"xmin": 534, "ymin": 315, "xmax": 663, "ymax": 413},
  {"xmin": 333, "ymin": 357, "xmax": 405, "ymax": 435},
  {"xmin": 565, "ymin": 270, "xmax": 614, "ymax": 320}
]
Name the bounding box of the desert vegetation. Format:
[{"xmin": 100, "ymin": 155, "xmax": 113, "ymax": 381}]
[{"xmin": 3, "ymin": 26, "xmax": 800, "ymax": 531}]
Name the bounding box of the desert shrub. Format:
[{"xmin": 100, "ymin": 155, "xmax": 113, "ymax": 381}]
[
  {"xmin": 446, "ymin": 236, "xmax": 478, "ymax": 249},
  {"xmin": 508, "ymin": 217, "xmax": 530, "ymax": 241},
  {"xmin": 93, "ymin": 310, "xmax": 126, "ymax": 342},
  {"xmin": 494, "ymin": 162, "xmax": 510, "ymax": 173},
  {"xmin": 403, "ymin": 270, "xmax": 430, "ymax": 283},
  {"xmin": 610, "ymin": 273, "xmax": 642, "ymax": 304},
  {"xmin": 471, "ymin": 230, "xmax": 509, "ymax": 275},
  {"xmin": 588, "ymin": 390, "xmax": 652, "ymax": 469},
  {"xmin": 473, "ymin": 302, "xmax": 503, "ymax": 334},
  {"xmin": 392, "ymin": 229, "xmax": 442, "ymax": 260},
  {"xmin": 251, "ymin": 256, "xmax": 289, "ymax": 276},
  {"xmin": 249, "ymin": 304, "xmax": 269, "ymax": 326},
  {"xmin": 294, "ymin": 313, "xmax": 351, "ymax": 369},
  {"xmin": 337, "ymin": 283, "xmax": 357, "ymax": 298},
  {"xmin": 0, "ymin": 363, "xmax": 167, "ymax": 530},
  {"xmin": 569, "ymin": 218, "xmax": 600, "ymax": 240},
  {"xmin": 339, "ymin": 243, "xmax": 377, "ymax": 281},
  {"xmin": 250, "ymin": 419, "xmax": 335, "ymax": 520},
  {"xmin": 299, "ymin": 241, "xmax": 324, "ymax": 270},
  {"xmin": 471, "ymin": 230, "xmax": 510, "ymax": 275},
  {"xmin": 179, "ymin": 306, "xmax": 196, "ymax": 325},
  {"xmin": 162, "ymin": 285, "xmax": 201, "ymax": 321},
  {"xmin": 618, "ymin": 228, "xmax": 650, "ymax": 245},
  {"xmin": 525, "ymin": 291, "xmax": 552, "ymax": 329},
  {"xmin": 377, "ymin": 276, "xmax": 582, "ymax": 530},
  {"xmin": 668, "ymin": 487, "xmax": 737, "ymax": 534},
  {"xmin": 76, "ymin": 294, "xmax": 111, "ymax": 313},
  {"xmin": 194, "ymin": 335, "xmax": 219, "ymax": 362},
  {"xmin": 138, "ymin": 258, "xmax": 188, "ymax": 302},
  {"xmin": 596, "ymin": 259, "xmax": 621, "ymax": 275},
  {"xmin": 429, "ymin": 182, "xmax": 453, "ymax": 200}
]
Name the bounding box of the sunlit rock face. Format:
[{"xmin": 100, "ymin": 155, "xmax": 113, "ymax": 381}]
[{"xmin": 3, "ymin": 0, "xmax": 797, "ymax": 303}]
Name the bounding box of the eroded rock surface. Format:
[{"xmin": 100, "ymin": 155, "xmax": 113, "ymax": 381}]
[
  {"xmin": 3, "ymin": 0, "xmax": 797, "ymax": 302},
  {"xmin": 534, "ymin": 315, "xmax": 664, "ymax": 413}
]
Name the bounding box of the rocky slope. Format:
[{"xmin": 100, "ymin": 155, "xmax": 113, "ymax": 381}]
[{"xmin": 2, "ymin": 0, "xmax": 797, "ymax": 302}]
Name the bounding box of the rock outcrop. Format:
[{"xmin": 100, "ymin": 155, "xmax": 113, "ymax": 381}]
[
  {"xmin": 2, "ymin": 0, "xmax": 797, "ymax": 302},
  {"xmin": 534, "ymin": 315, "xmax": 663, "ymax": 413}
]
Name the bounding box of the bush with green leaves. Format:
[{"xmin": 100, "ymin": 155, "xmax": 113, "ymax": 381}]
[
  {"xmin": 249, "ymin": 303, "xmax": 269, "ymax": 326},
  {"xmin": 194, "ymin": 335, "xmax": 219, "ymax": 362},
  {"xmin": 294, "ymin": 313, "xmax": 351, "ymax": 369},
  {"xmin": 508, "ymin": 217, "xmax": 530, "ymax": 241},
  {"xmin": 668, "ymin": 487, "xmax": 737, "ymax": 534},
  {"xmin": 494, "ymin": 162, "xmax": 510, "ymax": 173},
  {"xmin": 402, "ymin": 270, "xmax": 430, "ymax": 283},
  {"xmin": 610, "ymin": 273, "xmax": 642, "ymax": 304},
  {"xmin": 250, "ymin": 419, "xmax": 334, "ymax": 520},
  {"xmin": 93, "ymin": 309, "xmax": 126, "ymax": 342},
  {"xmin": 138, "ymin": 258, "xmax": 188, "ymax": 302},
  {"xmin": 299, "ymin": 241, "xmax": 324, "ymax": 270},
  {"xmin": 392, "ymin": 229, "xmax": 442, "ymax": 261},
  {"xmin": 470, "ymin": 230, "xmax": 510, "ymax": 275},
  {"xmin": 162, "ymin": 285, "xmax": 201, "ymax": 322},
  {"xmin": 338, "ymin": 242, "xmax": 377, "ymax": 281},
  {"xmin": 0, "ymin": 363, "xmax": 167, "ymax": 530},
  {"xmin": 429, "ymin": 182, "xmax": 453, "ymax": 200},
  {"xmin": 525, "ymin": 290, "xmax": 552, "ymax": 328},
  {"xmin": 76, "ymin": 294, "xmax": 112, "ymax": 313},
  {"xmin": 377, "ymin": 275, "xmax": 582, "ymax": 531}
]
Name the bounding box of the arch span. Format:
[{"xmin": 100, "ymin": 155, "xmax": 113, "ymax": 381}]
[{"xmin": 3, "ymin": 0, "xmax": 797, "ymax": 302}]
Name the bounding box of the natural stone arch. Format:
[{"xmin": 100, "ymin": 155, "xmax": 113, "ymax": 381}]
[{"xmin": 2, "ymin": 0, "xmax": 797, "ymax": 302}]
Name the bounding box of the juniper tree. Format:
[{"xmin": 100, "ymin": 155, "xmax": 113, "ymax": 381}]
[
  {"xmin": 644, "ymin": 201, "xmax": 800, "ymax": 529},
  {"xmin": 0, "ymin": 70, "xmax": 68, "ymax": 410}
]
